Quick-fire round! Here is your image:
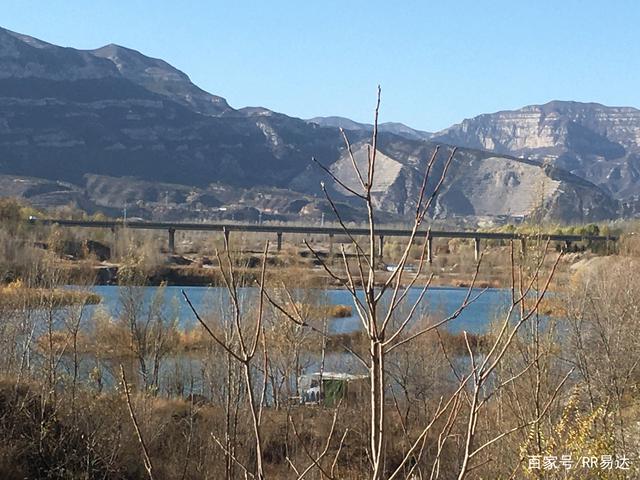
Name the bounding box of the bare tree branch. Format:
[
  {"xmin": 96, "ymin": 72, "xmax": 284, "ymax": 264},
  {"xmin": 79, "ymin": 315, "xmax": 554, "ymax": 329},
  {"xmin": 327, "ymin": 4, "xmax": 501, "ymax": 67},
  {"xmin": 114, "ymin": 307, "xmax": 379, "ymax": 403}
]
[{"xmin": 120, "ymin": 365, "xmax": 155, "ymax": 480}]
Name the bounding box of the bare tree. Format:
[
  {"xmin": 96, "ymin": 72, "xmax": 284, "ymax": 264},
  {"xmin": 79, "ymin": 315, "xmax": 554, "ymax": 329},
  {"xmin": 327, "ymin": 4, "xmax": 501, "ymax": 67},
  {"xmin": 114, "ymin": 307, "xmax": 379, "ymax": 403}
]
[
  {"xmin": 183, "ymin": 241, "xmax": 269, "ymax": 479},
  {"xmin": 118, "ymin": 262, "xmax": 179, "ymax": 393}
]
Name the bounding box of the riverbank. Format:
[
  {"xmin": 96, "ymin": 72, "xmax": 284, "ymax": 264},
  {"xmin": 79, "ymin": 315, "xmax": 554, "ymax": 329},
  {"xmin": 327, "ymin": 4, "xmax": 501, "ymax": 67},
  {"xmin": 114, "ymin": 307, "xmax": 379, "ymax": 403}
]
[
  {"xmin": 0, "ymin": 280, "xmax": 101, "ymax": 308},
  {"xmin": 55, "ymin": 248, "xmax": 585, "ymax": 290}
]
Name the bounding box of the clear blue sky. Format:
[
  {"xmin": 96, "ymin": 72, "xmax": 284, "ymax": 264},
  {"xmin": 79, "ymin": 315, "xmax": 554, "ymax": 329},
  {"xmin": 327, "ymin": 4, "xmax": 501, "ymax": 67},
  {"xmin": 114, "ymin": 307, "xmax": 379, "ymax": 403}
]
[{"xmin": 3, "ymin": 1, "xmax": 638, "ymax": 131}]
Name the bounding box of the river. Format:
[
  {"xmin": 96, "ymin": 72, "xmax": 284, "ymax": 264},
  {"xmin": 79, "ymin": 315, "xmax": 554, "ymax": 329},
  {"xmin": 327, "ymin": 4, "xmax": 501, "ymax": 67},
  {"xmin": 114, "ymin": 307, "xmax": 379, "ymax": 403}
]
[{"xmin": 90, "ymin": 285, "xmax": 511, "ymax": 334}]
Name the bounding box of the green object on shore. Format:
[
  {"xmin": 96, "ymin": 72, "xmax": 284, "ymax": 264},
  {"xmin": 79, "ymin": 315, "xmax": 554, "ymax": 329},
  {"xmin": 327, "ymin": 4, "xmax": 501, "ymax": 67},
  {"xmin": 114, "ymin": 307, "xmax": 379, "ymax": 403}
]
[{"xmin": 323, "ymin": 379, "xmax": 346, "ymax": 407}]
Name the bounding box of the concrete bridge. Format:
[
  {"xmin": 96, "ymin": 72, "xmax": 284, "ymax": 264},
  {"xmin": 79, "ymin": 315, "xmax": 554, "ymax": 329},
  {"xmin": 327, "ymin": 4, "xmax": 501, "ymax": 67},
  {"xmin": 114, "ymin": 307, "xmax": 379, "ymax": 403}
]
[{"xmin": 30, "ymin": 218, "xmax": 617, "ymax": 263}]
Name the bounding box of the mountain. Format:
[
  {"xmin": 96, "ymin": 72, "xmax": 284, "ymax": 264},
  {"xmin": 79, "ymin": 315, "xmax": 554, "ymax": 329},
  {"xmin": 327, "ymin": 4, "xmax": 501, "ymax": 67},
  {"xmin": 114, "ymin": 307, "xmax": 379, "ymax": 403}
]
[
  {"xmin": 307, "ymin": 116, "xmax": 433, "ymax": 141},
  {"xmin": 311, "ymin": 102, "xmax": 640, "ymax": 203},
  {"xmin": 0, "ymin": 26, "xmax": 347, "ymax": 186},
  {"xmin": 0, "ymin": 26, "xmax": 621, "ymax": 223},
  {"xmin": 431, "ymin": 101, "xmax": 640, "ymax": 200}
]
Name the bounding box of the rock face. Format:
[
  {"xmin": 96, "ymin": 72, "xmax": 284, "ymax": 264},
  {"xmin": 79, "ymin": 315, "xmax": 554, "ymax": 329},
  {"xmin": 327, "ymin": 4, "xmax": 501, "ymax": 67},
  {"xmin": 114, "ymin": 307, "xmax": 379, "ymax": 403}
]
[
  {"xmin": 315, "ymin": 140, "xmax": 617, "ymax": 222},
  {"xmin": 432, "ymin": 101, "xmax": 640, "ymax": 200},
  {"xmin": 0, "ymin": 26, "xmax": 621, "ymax": 223}
]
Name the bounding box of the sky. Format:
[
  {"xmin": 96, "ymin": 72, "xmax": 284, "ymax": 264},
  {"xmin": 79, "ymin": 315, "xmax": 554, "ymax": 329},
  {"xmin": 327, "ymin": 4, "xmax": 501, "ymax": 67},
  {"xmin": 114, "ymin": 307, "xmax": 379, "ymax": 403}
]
[{"xmin": 2, "ymin": 1, "xmax": 639, "ymax": 131}]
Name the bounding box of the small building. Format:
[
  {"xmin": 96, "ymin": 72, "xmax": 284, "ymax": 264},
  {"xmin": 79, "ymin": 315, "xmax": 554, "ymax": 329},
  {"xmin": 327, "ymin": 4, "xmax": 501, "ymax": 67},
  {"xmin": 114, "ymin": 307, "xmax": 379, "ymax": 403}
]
[{"xmin": 298, "ymin": 372, "xmax": 368, "ymax": 406}]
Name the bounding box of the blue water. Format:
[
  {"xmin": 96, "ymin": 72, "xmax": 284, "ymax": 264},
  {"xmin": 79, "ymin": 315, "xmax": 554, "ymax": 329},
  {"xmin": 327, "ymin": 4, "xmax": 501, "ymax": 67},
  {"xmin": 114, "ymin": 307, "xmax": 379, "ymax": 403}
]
[{"xmin": 90, "ymin": 285, "xmax": 511, "ymax": 334}]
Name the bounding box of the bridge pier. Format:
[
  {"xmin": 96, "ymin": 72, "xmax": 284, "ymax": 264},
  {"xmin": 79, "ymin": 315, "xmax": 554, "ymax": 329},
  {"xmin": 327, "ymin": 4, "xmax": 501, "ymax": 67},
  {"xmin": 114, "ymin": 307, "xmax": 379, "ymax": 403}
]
[
  {"xmin": 378, "ymin": 235, "xmax": 384, "ymax": 260},
  {"xmin": 474, "ymin": 237, "xmax": 481, "ymax": 262},
  {"xmin": 329, "ymin": 233, "xmax": 334, "ymax": 255},
  {"xmin": 168, "ymin": 228, "xmax": 176, "ymax": 254},
  {"xmin": 223, "ymin": 227, "xmax": 230, "ymax": 250},
  {"xmin": 276, "ymin": 231, "xmax": 283, "ymax": 252},
  {"xmin": 427, "ymin": 234, "xmax": 433, "ymax": 264},
  {"xmin": 110, "ymin": 225, "xmax": 118, "ymax": 250}
]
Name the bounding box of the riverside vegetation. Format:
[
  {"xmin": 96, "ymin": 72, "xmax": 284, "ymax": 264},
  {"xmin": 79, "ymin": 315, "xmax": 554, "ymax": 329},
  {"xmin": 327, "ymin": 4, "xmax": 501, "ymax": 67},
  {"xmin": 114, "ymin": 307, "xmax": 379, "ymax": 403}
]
[{"xmin": 1, "ymin": 103, "xmax": 640, "ymax": 479}]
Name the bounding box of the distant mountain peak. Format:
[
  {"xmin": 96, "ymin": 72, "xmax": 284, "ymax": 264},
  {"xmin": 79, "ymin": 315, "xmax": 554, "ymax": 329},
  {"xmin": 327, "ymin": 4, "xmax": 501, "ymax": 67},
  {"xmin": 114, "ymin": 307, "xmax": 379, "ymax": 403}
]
[
  {"xmin": 307, "ymin": 116, "xmax": 371, "ymax": 131},
  {"xmin": 0, "ymin": 25, "xmax": 232, "ymax": 115},
  {"xmin": 90, "ymin": 43, "xmax": 232, "ymax": 115},
  {"xmin": 92, "ymin": 43, "xmax": 174, "ymax": 69},
  {"xmin": 0, "ymin": 26, "xmax": 120, "ymax": 80},
  {"xmin": 306, "ymin": 116, "xmax": 432, "ymax": 141}
]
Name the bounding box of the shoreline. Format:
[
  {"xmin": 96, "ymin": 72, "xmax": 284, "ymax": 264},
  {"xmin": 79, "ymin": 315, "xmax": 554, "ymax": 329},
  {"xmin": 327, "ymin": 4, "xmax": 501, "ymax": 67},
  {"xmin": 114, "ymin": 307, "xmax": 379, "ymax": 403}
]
[{"xmin": 79, "ymin": 264, "xmax": 511, "ymax": 290}]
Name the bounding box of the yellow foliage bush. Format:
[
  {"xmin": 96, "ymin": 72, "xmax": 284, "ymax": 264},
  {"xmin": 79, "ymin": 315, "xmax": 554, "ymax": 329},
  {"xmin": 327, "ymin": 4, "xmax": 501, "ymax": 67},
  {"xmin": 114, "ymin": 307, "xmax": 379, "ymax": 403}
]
[{"xmin": 520, "ymin": 389, "xmax": 635, "ymax": 479}]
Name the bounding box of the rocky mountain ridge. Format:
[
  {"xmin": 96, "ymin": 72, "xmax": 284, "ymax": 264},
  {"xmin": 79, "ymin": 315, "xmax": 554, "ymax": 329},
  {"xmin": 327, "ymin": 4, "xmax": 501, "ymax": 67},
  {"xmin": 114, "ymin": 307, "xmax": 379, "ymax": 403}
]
[{"xmin": 431, "ymin": 101, "xmax": 640, "ymax": 201}]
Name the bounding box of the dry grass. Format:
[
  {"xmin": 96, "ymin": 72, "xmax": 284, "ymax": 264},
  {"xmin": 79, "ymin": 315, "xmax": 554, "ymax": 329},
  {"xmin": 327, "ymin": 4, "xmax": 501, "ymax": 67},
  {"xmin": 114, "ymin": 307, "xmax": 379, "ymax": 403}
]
[
  {"xmin": 0, "ymin": 280, "xmax": 101, "ymax": 308},
  {"xmin": 327, "ymin": 304, "xmax": 352, "ymax": 318},
  {"xmin": 0, "ymin": 376, "xmax": 379, "ymax": 480}
]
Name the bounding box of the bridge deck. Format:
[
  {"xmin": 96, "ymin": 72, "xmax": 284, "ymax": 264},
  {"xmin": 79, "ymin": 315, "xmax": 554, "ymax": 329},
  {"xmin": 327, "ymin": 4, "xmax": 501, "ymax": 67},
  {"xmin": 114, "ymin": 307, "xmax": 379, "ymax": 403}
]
[{"xmin": 31, "ymin": 219, "xmax": 616, "ymax": 243}]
